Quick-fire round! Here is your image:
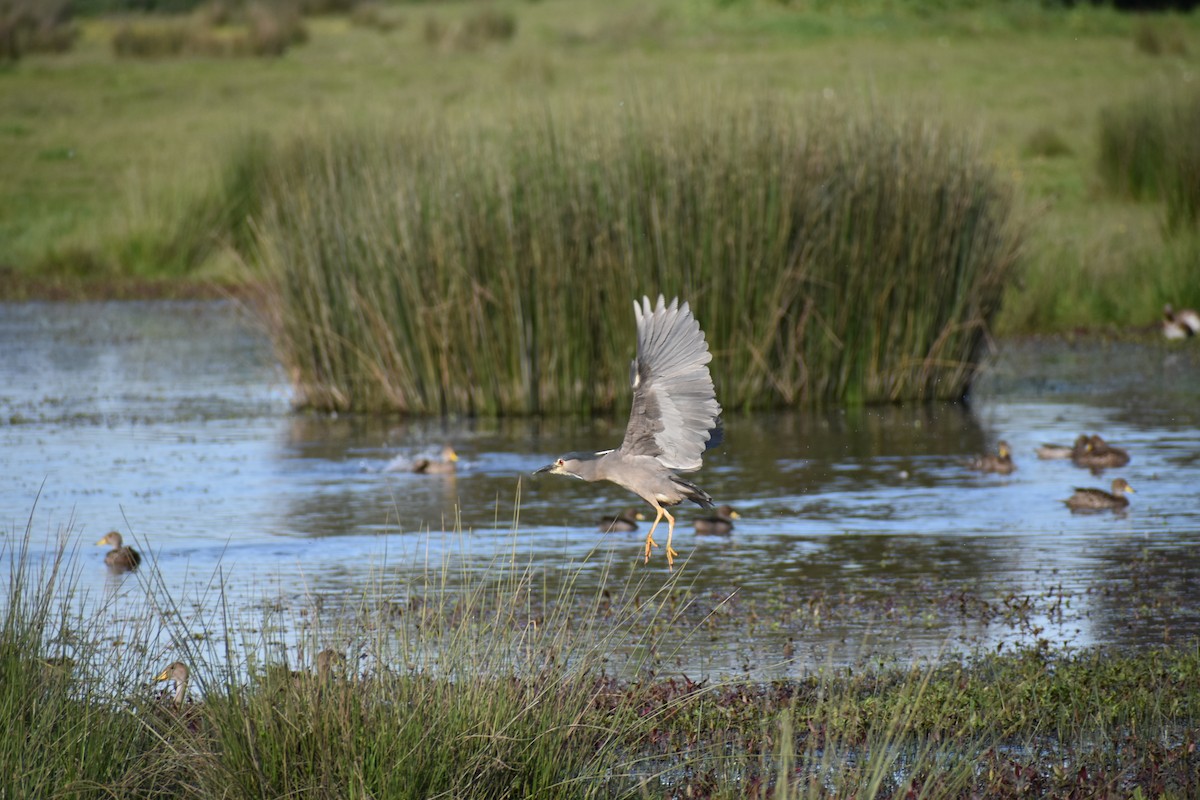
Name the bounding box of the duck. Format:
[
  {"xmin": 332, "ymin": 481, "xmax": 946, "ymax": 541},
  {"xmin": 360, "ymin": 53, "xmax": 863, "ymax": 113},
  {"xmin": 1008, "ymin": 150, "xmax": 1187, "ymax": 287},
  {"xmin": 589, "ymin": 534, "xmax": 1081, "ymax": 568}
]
[
  {"xmin": 154, "ymin": 661, "xmax": 190, "ymax": 708},
  {"xmin": 412, "ymin": 445, "xmax": 459, "ymax": 474},
  {"xmin": 693, "ymin": 505, "xmax": 741, "ymax": 536},
  {"xmin": 597, "ymin": 508, "xmax": 645, "ymax": 532},
  {"xmin": 1064, "ymin": 478, "xmax": 1134, "ymax": 511},
  {"xmin": 1072, "ymin": 434, "xmax": 1130, "ymax": 470},
  {"xmin": 95, "ymin": 531, "xmax": 141, "ymax": 572},
  {"xmin": 314, "ymin": 648, "xmax": 345, "ymax": 680},
  {"xmin": 966, "ymin": 441, "xmax": 1015, "ymax": 474},
  {"xmin": 1162, "ymin": 304, "xmax": 1200, "ymax": 340},
  {"xmin": 1036, "ymin": 434, "xmax": 1090, "ymax": 460}
]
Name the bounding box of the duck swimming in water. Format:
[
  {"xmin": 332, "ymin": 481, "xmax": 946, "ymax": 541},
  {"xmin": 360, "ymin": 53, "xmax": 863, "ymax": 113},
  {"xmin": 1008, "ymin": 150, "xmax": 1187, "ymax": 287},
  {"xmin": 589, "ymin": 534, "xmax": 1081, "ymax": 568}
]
[
  {"xmin": 1064, "ymin": 477, "xmax": 1134, "ymax": 512},
  {"xmin": 95, "ymin": 531, "xmax": 140, "ymax": 572},
  {"xmin": 411, "ymin": 445, "xmax": 459, "ymax": 474},
  {"xmin": 1072, "ymin": 435, "xmax": 1130, "ymax": 470},
  {"xmin": 967, "ymin": 441, "xmax": 1016, "ymax": 474},
  {"xmin": 597, "ymin": 508, "xmax": 645, "ymax": 532},
  {"xmin": 693, "ymin": 505, "xmax": 741, "ymax": 535}
]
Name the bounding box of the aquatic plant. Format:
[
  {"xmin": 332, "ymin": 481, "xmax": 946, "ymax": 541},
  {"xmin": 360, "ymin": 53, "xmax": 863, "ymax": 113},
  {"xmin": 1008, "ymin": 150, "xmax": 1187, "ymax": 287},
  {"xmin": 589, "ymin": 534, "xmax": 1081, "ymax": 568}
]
[{"xmin": 249, "ymin": 97, "xmax": 1021, "ymax": 414}]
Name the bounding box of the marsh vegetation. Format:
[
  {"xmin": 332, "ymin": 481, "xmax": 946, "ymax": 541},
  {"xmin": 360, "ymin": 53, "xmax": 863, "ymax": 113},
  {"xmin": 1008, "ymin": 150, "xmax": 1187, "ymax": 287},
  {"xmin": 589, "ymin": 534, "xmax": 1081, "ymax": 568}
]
[{"xmin": 4, "ymin": 526, "xmax": 1199, "ymax": 800}]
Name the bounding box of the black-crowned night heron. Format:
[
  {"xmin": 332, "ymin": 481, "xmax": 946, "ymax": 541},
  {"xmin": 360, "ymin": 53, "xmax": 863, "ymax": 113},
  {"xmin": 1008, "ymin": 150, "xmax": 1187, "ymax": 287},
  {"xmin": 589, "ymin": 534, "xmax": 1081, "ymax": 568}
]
[
  {"xmin": 1064, "ymin": 477, "xmax": 1134, "ymax": 511},
  {"xmin": 693, "ymin": 504, "xmax": 740, "ymax": 535},
  {"xmin": 535, "ymin": 295, "xmax": 723, "ymax": 568},
  {"xmin": 1163, "ymin": 304, "xmax": 1200, "ymax": 340},
  {"xmin": 966, "ymin": 441, "xmax": 1015, "ymax": 474},
  {"xmin": 96, "ymin": 531, "xmax": 141, "ymax": 572}
]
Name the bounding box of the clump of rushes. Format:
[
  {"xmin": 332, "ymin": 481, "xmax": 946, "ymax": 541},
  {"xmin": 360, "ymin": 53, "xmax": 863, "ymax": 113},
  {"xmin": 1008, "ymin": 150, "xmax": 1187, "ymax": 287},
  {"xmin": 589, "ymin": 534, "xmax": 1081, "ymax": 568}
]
[
  {"xmin": 250, "ymin": 99, "xmax": 1020, "ymax": 415},
  {"xmin": 1099, "ymin": 88, "xmax": 1200, "ymax": 232}
]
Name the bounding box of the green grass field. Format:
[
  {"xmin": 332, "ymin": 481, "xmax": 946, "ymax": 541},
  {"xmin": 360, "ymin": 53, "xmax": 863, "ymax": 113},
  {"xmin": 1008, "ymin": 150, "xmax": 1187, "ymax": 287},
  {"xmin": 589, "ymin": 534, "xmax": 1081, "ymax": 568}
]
[{"xmin": 2, "ymin": 1, "xmax": 1199, "ymax": 331}]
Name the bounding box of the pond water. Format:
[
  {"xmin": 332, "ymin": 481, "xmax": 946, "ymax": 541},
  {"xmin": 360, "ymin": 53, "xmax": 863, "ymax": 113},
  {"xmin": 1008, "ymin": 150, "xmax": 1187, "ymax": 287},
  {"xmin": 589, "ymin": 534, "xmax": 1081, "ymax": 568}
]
[{"xmin": 2, "ymin": 301, "xmax": 1199, "ymax": 679}]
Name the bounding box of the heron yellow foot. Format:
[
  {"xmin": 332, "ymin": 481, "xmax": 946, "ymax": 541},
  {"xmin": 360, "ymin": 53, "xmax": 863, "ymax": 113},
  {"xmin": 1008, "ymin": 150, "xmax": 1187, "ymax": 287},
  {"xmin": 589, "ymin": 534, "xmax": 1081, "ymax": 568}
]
[{"xmin": 643, "ymin": 534, "xmax": 658, "ymax": 563}]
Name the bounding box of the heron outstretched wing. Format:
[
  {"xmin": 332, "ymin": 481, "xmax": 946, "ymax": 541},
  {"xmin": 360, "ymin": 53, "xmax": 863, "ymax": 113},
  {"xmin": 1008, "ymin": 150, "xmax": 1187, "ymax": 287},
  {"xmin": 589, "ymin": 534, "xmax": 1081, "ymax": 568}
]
[{"xmin": 619, "ymin": 295, "xmax": 722, "ymax": 471}]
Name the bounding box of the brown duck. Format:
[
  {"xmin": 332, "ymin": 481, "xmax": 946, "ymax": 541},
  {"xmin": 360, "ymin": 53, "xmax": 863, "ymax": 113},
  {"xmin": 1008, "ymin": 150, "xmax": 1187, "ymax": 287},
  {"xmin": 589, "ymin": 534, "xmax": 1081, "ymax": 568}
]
[
  {"xmin": 1036, "ymin": 434, "xmax": 1090, "ymax": 460},
  {"xmin": 1064, "ymin": 478, "xmax": 1134, "ymax": 511},
  {"xmin": 1072, "ymin": 435, "xmax": 1130, "ymax": 470},
  {"xmin": 154, "ymin": 661, "xmax": 190, "ymax": 708},
  {"xmin": 412, "ymin": 445, "xmax": 459, "ymax": 474},
  {"xmin": 96, "ymin": 531, "xmax": 140, "ymax": 572},
  {"xmin": 967, "ymin": 441, "xmax": 1016, "ymax": 474},
  {"xmin": 597, "ymin": 508, "xmax": 645, "ymax": 532},
  {"xmin": 693, "ymin": 505, "xmax": 741, "ymax": 535}
]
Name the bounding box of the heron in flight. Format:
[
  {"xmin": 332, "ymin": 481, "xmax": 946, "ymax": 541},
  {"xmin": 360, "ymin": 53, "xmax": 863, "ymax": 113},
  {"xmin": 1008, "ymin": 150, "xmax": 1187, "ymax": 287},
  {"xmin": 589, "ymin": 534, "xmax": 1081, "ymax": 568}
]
[{"xmin": 535, "ymin": 295, "xmax": 723, "ymax": 567}]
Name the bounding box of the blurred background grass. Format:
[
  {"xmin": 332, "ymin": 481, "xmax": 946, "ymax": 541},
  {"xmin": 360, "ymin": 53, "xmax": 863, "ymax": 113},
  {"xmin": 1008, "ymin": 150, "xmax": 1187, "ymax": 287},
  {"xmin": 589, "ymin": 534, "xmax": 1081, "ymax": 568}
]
[{"xmin": 1, "ymin": 0, "xmax": 1199, "ymax": 333}]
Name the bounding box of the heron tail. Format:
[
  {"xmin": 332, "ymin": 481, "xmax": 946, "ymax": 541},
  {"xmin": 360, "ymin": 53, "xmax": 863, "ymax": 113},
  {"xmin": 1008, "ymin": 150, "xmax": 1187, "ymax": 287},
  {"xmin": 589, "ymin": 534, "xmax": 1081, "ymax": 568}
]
[{"xmin": 671, "ymin": 476, "xmax": 714, "ymax": 509}]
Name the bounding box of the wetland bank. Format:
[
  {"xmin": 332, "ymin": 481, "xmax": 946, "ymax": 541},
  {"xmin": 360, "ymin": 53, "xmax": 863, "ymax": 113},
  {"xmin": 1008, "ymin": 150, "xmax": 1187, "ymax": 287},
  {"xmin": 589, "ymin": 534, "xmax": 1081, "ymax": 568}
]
[{"xmin": 4, "ymin": 0, "xmax": 1200, "ymax": 796}]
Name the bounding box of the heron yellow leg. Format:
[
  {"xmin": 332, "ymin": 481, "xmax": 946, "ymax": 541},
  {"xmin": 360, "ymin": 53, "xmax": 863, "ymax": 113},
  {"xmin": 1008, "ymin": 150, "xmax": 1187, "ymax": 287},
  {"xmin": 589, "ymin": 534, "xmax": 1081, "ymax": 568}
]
[
  {"xmin": 644, "ymin": 506, "xmax": 665, "ymax": 563},
  {"xmin": 664, "ymin": 509, "xmax": 678, "ymax": 568}
]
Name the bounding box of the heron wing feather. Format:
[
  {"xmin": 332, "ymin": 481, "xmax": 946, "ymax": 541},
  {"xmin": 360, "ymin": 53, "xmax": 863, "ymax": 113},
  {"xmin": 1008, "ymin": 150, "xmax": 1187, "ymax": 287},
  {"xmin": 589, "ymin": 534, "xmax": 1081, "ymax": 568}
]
[{"xmin": 620, "ymin": 295, "xmax": 722, "ymax": 471}]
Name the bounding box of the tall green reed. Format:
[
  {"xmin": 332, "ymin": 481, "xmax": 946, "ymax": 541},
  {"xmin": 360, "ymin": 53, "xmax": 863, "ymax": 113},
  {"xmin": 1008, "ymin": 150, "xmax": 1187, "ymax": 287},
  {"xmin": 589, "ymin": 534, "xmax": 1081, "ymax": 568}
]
[{"xmin": 249, "ymin": 97, "xmax": 1021, "ymax": 415}]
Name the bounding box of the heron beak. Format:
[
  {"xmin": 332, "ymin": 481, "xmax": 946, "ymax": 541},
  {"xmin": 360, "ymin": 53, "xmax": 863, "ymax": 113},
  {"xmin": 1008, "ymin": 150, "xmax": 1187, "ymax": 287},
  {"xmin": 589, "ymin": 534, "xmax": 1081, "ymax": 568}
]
[
  {"xmin": 94, "ymin": 536, "xmax": 107, "ymax": 546},
  {"xmin": 1125, "ymin": 485, "xmax": 1136, "ymax": 494},
  {"xmin": 154, "ymin": 669, "xmax": 170, "ymax": 682},
  {"xmin": 533, "ymin": 463, "xmax": 555, "ymax": 475},
  {"xmin": 730, "ymin": 511, "xmax": 742, "ymax": 519}
]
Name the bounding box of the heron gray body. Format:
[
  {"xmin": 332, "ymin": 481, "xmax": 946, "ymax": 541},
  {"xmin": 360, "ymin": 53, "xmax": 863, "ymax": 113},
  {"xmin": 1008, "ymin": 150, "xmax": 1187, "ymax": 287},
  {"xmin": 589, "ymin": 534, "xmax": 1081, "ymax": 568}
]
[{"xmin": 535, "ymin": 296, "xmax": 722, "ymax": 567}]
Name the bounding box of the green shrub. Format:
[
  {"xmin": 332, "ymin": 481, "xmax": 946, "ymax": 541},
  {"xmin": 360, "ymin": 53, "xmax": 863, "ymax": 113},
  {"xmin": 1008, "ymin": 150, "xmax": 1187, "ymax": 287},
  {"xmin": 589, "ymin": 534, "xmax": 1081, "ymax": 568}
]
[{"xmin": 247, "ymin": 100, "xmax": 1020, "ymax": 414}]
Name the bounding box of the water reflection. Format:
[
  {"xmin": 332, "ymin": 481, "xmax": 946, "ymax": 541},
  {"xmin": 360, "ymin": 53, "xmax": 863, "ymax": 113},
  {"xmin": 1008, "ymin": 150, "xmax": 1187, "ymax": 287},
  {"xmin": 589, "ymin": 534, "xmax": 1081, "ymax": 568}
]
[{"xmin": 2, "ymin": 301, "xmax": 1199, "ymax": 676}]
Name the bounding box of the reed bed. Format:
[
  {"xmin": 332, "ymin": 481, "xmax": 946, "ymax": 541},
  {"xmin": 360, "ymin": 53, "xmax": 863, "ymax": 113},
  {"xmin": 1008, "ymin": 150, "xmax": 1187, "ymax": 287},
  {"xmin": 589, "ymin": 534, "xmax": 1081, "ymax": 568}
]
[
  {"xmin": 249, "ymin": 99, "xmax": 1021, "ymax": 415},
  {"xmin": 1098, "ymin": 87, "xmax": 1200, "ymax": 232},
  {"xmin": 5, "ymin": 516, "xmax": 1198, "ymax": 799}
]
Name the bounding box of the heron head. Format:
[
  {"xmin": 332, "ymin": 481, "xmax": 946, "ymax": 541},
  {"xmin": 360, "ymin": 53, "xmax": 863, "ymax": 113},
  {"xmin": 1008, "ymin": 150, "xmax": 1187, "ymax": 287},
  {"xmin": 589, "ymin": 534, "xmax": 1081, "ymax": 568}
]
[{"xmin": 533, "ymin": 451, "xmax": 603, "ymax": 481}]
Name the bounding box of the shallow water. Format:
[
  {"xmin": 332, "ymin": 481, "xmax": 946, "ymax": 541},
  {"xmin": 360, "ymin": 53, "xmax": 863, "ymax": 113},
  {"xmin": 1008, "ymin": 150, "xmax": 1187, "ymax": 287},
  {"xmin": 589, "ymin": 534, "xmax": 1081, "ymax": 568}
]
[{"xmin": 2, "ymin": 301, "xmax": 1199, "ymax": 678}]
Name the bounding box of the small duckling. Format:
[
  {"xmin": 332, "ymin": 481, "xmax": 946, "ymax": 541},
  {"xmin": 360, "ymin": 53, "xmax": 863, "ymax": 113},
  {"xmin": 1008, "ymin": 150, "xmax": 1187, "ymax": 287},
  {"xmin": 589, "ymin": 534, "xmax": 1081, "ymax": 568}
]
[
  {"xmin": 1036, "ymin": 434, "xmax": 1090, "ymax": 460},
  {"xmin": 1072, "ymin": 435, "xmax": 1130, "ymax": 470},
  {"xmin": 154, "ymin": 661, "xmax": 190, "ymax": 708},
  {"xmin": 1163, "ymin": 304, "xmax": 1200, "ymax": 340},
  {"xmin": 95, "ymin": 531, "xmax": 140, "ymax": 572},
  {"xmin": 967, "ymin": 440, "xmax": 1015, "ymax": 474},
  {"xmin": 412, "ymin": 445, "xmax": 458, "ymax": 475},
  {"xmin": 693, "ymin": 505, "xmax": 741, "ymax": 536},
  {"xmin": 597, "ymin": 508, "xmax": 644, "ymax": 532},
  {"xmin": 1064, "ymin": 478, "xmax": 1134, "ymax": 512}
]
